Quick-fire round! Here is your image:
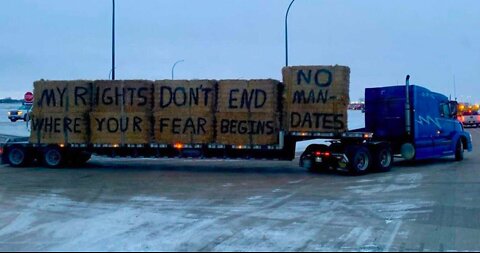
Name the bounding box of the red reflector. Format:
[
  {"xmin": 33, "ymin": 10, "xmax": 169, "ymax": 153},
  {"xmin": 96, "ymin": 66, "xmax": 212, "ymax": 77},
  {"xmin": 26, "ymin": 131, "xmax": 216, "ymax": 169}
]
[
  {"xmin": 314, "ymin": 151, "xmax": 331, "ymax": 157},
  {"xmin": 0, "ymin": 147, "xmax": 3, "ymax": 155}
]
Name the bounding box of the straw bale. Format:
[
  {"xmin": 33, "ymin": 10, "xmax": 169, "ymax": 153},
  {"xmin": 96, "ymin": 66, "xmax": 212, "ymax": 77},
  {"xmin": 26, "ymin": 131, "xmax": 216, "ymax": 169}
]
[
  {"xmin": 282, "ymin": 65, "xmax": 350, "ymax": 132},
  {"xmin": 29, "ymin": 112, "xmax": 89, "ymax": 144}
]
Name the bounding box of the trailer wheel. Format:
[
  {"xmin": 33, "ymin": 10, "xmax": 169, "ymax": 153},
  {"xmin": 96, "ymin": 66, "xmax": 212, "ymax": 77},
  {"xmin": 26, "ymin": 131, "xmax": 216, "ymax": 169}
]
[
  {"xmin": 455, "ymin": 139, "xmax": 464, "ymax": 161},
  {"xmin": 43, "ymin": 146, "xmax": 65, "ymax": 168},
  {"xmin": 372, "ymin": 144, "xmax": 393, "ymax": 172},
  {"xmin": 346, "ymin": 146, "xmax": 372, "ymax": 175},
  {"xmin": 7, "ymin": 146, "xmax": 31, "ymax": 167}
]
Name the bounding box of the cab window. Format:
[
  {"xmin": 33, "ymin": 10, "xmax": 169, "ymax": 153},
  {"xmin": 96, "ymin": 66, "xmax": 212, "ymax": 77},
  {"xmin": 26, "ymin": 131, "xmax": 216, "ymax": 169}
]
[{"xmin": 439, "ymin": 103, "xmax": 451, "ymax": 118}]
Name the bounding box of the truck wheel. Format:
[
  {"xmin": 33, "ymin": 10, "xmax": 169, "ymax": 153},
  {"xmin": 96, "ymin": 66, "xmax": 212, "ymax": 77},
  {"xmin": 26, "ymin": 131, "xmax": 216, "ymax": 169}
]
[
  {"xmin": 346, "ymin": 146, "xmax": 372, "ymax": 175},
  {"xmin": 10, "ymin": 119, "xmax": 17, "ymax": 123},
  {"xmin": 372, "ymin": 144, "xmax": 393, "ymax": 172},
  {"xmin": 455, "ymin": 140, "xmax": 464, "ymax": 161},
  {"xmin": 43, "ymin": 146, "xmax": 65, "ymax": 168},
  {"xmin": 7, "ymin": 146, "xmax": 31, "ymax": 167}
]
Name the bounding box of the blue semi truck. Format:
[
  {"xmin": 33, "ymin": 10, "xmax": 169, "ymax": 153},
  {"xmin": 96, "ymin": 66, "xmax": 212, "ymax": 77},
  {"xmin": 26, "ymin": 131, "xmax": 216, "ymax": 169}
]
[
  {"xmin": 0, "ymin": 76, "xmax": 473, "ymax": 175},
  {"xmin": 300, "ymin": 75, "xmax": 473, "ymax": 174}
]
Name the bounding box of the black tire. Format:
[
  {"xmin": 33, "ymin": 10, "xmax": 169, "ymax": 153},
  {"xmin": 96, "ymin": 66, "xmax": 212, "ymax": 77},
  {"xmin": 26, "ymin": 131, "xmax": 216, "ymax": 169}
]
[
  {"xmin": 10, "ymin": 119, "xmax": 17, "ymax": 123},
  {"xmin": 455, "ymin": 139, "xmax": 464, "ymax": 161},
  {"xmin": 7, "ymin": 146, "xmax": 31, "ymax": 167},
  {"xmin": 43, "ymin": 146, "xmax": 65, "ymax": 168},
  {"xmin": 372, "ymin": 144, "xmax": 393, "ymax": 172},
  {"xmin": 346, "ymin": 146, "xmax": 372, "ymax": 175}
]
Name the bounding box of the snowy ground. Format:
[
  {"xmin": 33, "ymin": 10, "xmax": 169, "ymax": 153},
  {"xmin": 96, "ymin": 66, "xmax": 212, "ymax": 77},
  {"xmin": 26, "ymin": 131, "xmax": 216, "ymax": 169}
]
[
  {"xmin": 0, "ymin": 103, "xmax": 365, "ymax": 152},
  {"xmin": 0, "ymin": 102, "xmax": 479, "ymax": 251},
  {"xmin": 0, "ymin": 130, "xmax": 479, "ymax": 251}
]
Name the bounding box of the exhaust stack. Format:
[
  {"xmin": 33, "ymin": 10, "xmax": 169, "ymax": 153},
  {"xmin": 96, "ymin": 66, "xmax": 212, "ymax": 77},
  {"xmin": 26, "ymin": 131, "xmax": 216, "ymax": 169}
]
[{"xmin": 405, "ymin": 75, "xmax": 411, "ymax": 136}]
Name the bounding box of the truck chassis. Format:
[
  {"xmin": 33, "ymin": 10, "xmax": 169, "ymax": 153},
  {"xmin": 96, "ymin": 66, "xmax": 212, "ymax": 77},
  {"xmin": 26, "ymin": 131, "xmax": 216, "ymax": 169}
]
[{"xmin": 0, "ymin": 131, "xmax": 401, "ymax": 176}]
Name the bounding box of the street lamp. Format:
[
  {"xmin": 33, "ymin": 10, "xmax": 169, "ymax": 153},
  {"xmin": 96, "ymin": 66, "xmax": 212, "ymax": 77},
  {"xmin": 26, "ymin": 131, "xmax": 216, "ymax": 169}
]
[
  {"xmin": 171, "ymin": 60, "xmax": 185, "ymax": 80},
  {"xmin": 112, "ymin": 0, "xmax": 115, "ymax": 80},
  {"xmin": 285, "ymin": 0, "xmax": 296, "ymax": 67}
]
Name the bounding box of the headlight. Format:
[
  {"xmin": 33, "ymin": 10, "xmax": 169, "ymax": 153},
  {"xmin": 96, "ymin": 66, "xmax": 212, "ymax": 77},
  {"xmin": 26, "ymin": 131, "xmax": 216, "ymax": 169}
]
[{"xmin": 18, "ymin": 111, "xmax": 23, "ymax": 115}]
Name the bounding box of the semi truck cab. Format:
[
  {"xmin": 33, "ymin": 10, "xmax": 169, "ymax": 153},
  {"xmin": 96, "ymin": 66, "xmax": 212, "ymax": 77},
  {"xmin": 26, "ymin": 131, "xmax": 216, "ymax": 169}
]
[
  {"xmin": 365, "ymin": 84, "xmax": 472, "ymax": 160},
  {"xmin": 301, "ymin": 76, "xmax": 473, "ymax": 175}
]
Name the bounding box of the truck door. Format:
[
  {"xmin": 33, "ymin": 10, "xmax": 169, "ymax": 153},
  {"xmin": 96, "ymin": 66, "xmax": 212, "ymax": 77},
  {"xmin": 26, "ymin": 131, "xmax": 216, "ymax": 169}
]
[
  {"xmin": 412, "ymin": 87, "xmax": 436, "ymax": 159},
  {"xmin": 434, "ymin": 103, "xmax": 456, "ymax": 155}
]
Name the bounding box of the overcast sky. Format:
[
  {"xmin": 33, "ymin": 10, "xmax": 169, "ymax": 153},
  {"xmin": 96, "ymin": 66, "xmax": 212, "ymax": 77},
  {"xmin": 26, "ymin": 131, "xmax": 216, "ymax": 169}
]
[{"xmin": 1, "ymin": 0, "xmax": 479, "ymax": 102}]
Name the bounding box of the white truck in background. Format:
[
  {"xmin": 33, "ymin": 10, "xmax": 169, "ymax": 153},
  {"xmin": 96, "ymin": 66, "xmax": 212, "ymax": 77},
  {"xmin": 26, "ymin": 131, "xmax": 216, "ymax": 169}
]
[{"xmin": 457, "ymin": 103, "xmax": 480, "ymax": 128}]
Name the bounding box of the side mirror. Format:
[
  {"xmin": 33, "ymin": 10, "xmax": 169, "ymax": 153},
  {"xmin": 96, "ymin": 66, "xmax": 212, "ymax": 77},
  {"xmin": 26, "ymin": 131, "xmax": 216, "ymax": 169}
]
[{"xmin": 449, "ymin": 101, "xmax": 458, "ymax": 118}]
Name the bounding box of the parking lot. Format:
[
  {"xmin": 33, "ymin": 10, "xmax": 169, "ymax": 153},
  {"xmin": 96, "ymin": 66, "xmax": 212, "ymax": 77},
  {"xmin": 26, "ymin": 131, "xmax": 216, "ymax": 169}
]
[{"xmin": 0, "ymin": 128, "xmax": 479, "ymax": 251}]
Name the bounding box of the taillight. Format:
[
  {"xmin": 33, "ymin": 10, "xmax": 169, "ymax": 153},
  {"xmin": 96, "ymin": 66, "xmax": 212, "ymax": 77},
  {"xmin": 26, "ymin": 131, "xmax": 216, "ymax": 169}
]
[
  {"xmin": 314, "ymin": 151, "xmax": 331, "ymax": 157},
  {"xmin": 0, "ymin": 147, "xmax": 3, "ymax": 155}
]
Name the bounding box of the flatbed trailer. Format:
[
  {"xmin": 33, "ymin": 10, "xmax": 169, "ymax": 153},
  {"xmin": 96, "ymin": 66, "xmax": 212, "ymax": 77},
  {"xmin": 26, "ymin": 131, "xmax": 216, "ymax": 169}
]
[
  {"xmin": 1, "ymin": 76, "xmax": 473, "ymax": 175},
  {"xmin": 0, "ymin": 128, "xmax": 386, "ymax": 174}
]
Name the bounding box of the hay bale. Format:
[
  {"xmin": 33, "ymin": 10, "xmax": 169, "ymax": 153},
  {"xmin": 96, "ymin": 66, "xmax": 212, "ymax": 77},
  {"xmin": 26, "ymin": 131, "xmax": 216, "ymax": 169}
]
[
  {"xmin": 217, "ymin": 79, "xmax": 280, "ymax": 113},
  {"xmin": 216, "ymin": 112, "xmax": 280, "ymax": 146},
  {"xmin": 152, "ymin": 80, "xmax": 216, "ymax": 144},
  {"xmin": 249, "ymin": 112, "xmax": 280, "ymax": 145},
  {"xmin": 153, "ymin": 112, "xmax": 214, "ymax": 144},
  {"xmin": 282, "ymin": 65, "xmax": 350, "ymax": 133},
  {"xmin": 247, "ymin": 79, "xmax": 281, "ymax": 113},
  {"xmin": 216, "ymin": 79, "xmax": 281, "ymax": 145},
  {"xmin": 93, "ymin": 80, "xmax": 153, "ymax": 113},
  {"xmin": 217, "ymin": 80, "xmax": 248, "ymax": 113},
  {"xmin": 90, "ymin": 112, "xmax": 151, "ymax": 145},
  {"xmin": 153, "ymin": 80, "xmax": 216, "ymax": 113},
  {"xmin": 33, "ymin": 80, "xmax": 93, "ymax": 113},
  {"xmin": 29, "ymin": 112, "xmax": 89, "ymax": 144}
]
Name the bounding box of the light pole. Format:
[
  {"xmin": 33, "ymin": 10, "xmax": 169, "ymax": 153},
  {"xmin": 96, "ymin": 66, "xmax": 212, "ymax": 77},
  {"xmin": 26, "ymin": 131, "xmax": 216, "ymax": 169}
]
[
  {"xmin": 108, "ymin": 68, "xmax": 116, "ymax": 79},
  {"xmin": 171, "ymin": 60, "xmax": 184, "ymax": 80},
  {"xmin": 112, "ymin": 0, "xmax": 115, "ymax": 80},
  {"xmin": 285, "ymin": 0, "xmax": 296, "ymax": 67}
]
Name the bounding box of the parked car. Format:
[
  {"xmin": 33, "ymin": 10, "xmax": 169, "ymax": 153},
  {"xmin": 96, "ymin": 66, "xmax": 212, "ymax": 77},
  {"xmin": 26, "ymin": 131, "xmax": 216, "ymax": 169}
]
[{"xmin": 7, "ymin": 104, "xmax": 32, "ymax": 122}]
